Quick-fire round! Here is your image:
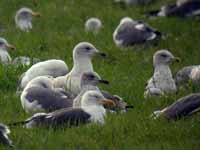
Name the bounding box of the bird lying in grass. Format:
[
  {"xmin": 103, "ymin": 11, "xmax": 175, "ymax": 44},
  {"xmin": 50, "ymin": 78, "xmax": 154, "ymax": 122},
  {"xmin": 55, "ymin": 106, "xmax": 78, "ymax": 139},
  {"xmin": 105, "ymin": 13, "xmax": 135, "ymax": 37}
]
[
  {"xmin": 151, "ymin": 93, "xmax": 200, "ymax": 120},
  {"xmin": 10, "ymin": 91, "xmax": 116, "ymax": 128},
  {"xmin": 176, "ymin": 65, "xmax": 200, "ymax": 90},
  {"xmin": 146, "ymin": 0, "xmax": 200, "ymax": 18},
  {"xmin": 113, "ymin": 17, "xmax": 162, "ymax": 48}
]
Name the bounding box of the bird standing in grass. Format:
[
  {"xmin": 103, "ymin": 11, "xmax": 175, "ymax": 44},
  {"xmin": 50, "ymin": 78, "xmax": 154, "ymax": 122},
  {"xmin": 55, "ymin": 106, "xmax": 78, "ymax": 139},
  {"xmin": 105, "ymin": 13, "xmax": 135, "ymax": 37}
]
[
  {"xmin": 144, "ymin": 50, "xmax": 180, "ymax": 98},
  {"xmin": 15, "ymin": 8, "xmax": 41, "ymax": 32}
]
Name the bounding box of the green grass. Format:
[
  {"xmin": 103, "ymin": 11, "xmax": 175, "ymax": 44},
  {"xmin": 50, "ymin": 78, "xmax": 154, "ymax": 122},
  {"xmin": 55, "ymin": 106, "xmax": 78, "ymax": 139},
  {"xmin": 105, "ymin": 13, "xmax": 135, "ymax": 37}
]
[{"xmin": 0, "ymin": 0, "xmax": 200, "ymax": 149}]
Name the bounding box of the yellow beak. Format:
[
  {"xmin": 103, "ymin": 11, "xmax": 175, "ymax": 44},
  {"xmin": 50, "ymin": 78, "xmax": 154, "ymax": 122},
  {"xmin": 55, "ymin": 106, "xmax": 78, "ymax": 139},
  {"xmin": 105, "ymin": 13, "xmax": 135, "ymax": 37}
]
[
  {"xmin": 6, "ymin": 44, "xmax": 16, "ymax": 50},
  {"xmin": 31, "ymin": 12, "xmax": 41, "ymax": 17},
  {"xmin": 172, "ymin": 57, "xmax": 181, "ymax": 62}
]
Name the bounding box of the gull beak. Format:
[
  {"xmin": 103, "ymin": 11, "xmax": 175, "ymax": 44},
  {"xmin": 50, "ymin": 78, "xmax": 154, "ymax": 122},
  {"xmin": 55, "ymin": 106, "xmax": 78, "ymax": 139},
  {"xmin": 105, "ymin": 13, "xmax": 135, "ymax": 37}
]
[
  {"xmin": 172, "ymin": 57, "xmax": 181, "ymax": 62},
  {"xmin": 98, "ymin": 79, "xmax": 109, "ymax": 85},
  {"xmin": 94, "ymin": 50, "xmax": 107, "ymax": 58},
  {"xmin": 101, "ymin": 99, "xmax": 116, "ymax": 107},
  {"xmin": 31, "ymin": 12, "xmax": 41, "ymax": 17},
  {"xmin": 6, "ymin": 44, "xmax": 16, "ymax": 50}
]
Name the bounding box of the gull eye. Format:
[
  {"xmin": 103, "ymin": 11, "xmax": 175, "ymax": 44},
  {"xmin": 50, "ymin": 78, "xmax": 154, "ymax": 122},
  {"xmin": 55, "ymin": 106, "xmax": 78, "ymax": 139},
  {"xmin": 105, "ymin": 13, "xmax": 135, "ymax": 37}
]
[
  {"xmin": 85, "ymin": 46, "xmax": 91, "ymax": 51},
  {"xmin": 161, "ymin": 54, "xmax": 167, "ymax": 58},
  {"xmin": 21, "ymin": 11, "xmax": 29, "ymax": 16},
  {"xmin": 89, "ymin": 74, "xmax": 95, "ymax": 79},
  {"xmin": 0, "ymin": 41, "xmax": 4, "ymax": 46}
]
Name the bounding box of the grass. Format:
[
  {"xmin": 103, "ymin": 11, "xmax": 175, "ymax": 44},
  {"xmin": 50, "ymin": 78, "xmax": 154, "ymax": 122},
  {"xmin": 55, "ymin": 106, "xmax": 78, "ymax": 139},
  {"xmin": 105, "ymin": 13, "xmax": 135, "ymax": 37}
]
[{"xmin": 0, "ymin": 0, "xmax": 200, "ymax": 149}]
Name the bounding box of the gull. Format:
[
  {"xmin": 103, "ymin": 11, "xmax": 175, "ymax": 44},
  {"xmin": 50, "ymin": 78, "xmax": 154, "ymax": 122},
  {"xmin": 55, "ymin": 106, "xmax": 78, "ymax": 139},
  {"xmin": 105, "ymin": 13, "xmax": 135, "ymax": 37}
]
[
  {"xmin": 152, "ymin": 93, "xmax": 200, "ymax": 120},
  {"xmin": 53, "ymin": 42, "xmax": 106, "ymax": 95},
  {"xmin": 18, "ymin": 42, "xmax": 106, "ymax": 92},
  {"xmin": 146, "ymin": 0, "xmax": 200, "ymax": 18},
  {"xmin": 144, "ymin": 50, "xmax": 180, "ymax": 98},
  {"xmin": 15, "ymin": 7, "xmax": 41, "ymax": 32},
  {"xmin": 85, "ymin": 18, "xmax": 102, "ymax": 33},
  {"xmin": 113, "ymin": 17, "xmax": 161, "ymax": 48},
  {"xmin": 176, "ymin": 65, "xmax": 200, "ymax": 89},
  {"xmin": 11, "ymin": 91, "xmax": 116, "ymax": 128},
  {"xmin": 0, "ymin": 37, "xmax": 16, "ymax": 64},
  {"xmin": 18, "ymin": 59, "xmax": 68, "ymax": 91}
]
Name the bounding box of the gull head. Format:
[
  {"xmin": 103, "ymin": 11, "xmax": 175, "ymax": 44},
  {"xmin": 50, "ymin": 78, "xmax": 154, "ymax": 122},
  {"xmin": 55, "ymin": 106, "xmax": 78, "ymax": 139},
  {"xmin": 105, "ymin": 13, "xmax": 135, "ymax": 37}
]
[
  {"xmin": 153, "ymin": 50, "xmax": 180, "ymax": 67},
  {"xmin": 73, "ymin": 42, "xmax": 106, "ymax": 59},
  {"xmin": 0, "ymin": 38, "xmax": 16, "ymax": 51},
  {"xmin": 15, "ymin": 7, "xmax": 41, "ymax": 32},
  {"xmin": 81, "ymin": 72, "xmax": 109, "ymax": 87},
  {"xmin": 119, "ymin": 17, "xmax": 139, "ymax": 25},
  {"xmin": 81, "ymin": 91, "xmax": 115, "ymax": 108}
]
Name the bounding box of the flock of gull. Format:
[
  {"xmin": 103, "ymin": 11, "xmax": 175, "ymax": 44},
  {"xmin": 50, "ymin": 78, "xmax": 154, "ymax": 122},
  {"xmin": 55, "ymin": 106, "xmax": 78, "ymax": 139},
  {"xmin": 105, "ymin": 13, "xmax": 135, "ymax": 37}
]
[{"xmin": 0, "ymin": 0, "xmax": 200, "ymax": 147}]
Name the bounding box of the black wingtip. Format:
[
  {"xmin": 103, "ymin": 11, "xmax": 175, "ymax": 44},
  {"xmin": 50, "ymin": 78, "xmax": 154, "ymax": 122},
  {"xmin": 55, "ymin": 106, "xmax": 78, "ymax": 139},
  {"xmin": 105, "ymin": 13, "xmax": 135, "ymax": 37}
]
[
  {"xmin": 145, "ymin": 10, "xmax": 160, "ymax": 17},
  {"xmin": 125, "ymin": 105, "xmax": 134, "ymax": 109},
  {"xmin": 7, "ymin": 121, "xmax": 27, "ymax": 127}
]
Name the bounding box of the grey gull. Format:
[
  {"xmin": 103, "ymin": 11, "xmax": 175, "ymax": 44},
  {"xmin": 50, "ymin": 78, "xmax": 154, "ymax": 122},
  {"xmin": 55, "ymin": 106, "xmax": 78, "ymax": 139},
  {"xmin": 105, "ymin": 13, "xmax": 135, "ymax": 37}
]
[
  {"xmin": 152, "ymin": 93, "xmax": 200, "ymax": 120},
  {"xmin": 176, "ymin": 65, "xmax": 200, "ymax": 89},
  {"xmin": 20, "ymin": 71, "xmax": 109, "ymax": 113},
  {"xmin": 146, "ymin": 0, "xmax": 200, "ymax": 18},
  {"xmin": 113, "ymin": 17, "xmax": 161, "ymax": 48},
  {"xmin": 11, "ymin": 90, "xmax": 116, "ymax": 128}
]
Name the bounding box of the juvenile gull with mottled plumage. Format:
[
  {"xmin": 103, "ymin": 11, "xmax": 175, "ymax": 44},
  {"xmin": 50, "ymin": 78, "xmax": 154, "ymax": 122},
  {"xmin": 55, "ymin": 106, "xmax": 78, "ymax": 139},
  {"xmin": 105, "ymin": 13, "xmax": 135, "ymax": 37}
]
[{"xmin": 144, "ymin": 50, "xmax": 180, "ymax": 98}]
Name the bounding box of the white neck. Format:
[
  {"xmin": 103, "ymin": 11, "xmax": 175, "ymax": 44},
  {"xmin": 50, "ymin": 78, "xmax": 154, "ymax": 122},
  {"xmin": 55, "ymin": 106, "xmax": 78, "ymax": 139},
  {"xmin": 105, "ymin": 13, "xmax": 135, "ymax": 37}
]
[
  {"xmin": 70, "ymin": 56, "xmax": 93, "ymax": 75},
  {"xmin": 154, "ymin": 64, "xmax": 171, "ymax": 75},
  {"xmin": 0, "ymin": 49, "xmax": 12, "ymax": 63},
  {"xmin": 82, "ymin": 105, "xmax": 106, "ymax": 125},
  {"xmin": 81, "ymin": 84, "xmax": 99, "ymax": 91}
]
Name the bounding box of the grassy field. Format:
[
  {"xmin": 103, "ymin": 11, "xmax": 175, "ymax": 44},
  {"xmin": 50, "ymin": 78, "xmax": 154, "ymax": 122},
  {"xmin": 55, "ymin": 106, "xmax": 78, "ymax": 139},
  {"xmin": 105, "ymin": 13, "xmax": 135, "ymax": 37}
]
[{"xmin": 0, "ymin": 0, "xmax": 200, "ymax": 149}]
